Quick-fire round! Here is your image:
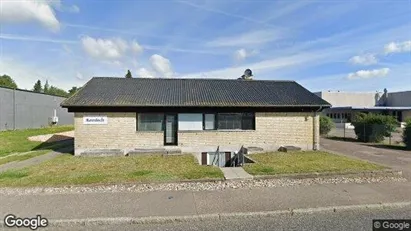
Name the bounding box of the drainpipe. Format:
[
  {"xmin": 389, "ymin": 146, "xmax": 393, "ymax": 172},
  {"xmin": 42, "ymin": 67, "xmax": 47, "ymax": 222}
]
[
  {"xmin": 13, "ymin": 89, "xmax": 16, "ymax": 130},
  {"xmin": 313, "ymin": 106, "xmax": 323, "ymax": 151}
]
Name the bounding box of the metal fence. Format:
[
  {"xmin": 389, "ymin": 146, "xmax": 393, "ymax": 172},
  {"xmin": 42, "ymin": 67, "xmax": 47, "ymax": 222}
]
[
  {"xmin": 327, "ymin": 123, "xmax": 404, "ymax": 145},
  {"xmin": 0, "ymin": 87, "xmax": 73, "ymax": 131}
]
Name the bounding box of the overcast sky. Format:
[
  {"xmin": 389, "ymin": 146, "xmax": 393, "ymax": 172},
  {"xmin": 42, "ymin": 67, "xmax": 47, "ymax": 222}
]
[{"xmin": 0, "ymin": 0, "xmax": 410, "ymax": 92}]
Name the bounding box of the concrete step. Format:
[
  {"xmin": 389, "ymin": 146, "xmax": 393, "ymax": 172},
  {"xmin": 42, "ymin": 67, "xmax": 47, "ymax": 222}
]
[
  {"xmin": 126, "ymin": 148, "xmax": 182, "ymax": 156},
  {"xmin": 80, "ymin": 149, "xmax": 124, "ymax": 157}
]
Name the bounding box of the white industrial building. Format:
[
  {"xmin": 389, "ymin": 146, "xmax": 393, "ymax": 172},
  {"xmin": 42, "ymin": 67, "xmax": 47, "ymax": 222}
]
[{"xmin": 314, "ymin": 89, "xmax": 411, "ymax": 128}]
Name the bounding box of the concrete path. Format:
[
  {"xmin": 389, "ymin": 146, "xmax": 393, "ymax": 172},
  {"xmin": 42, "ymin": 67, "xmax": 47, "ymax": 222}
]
[
  {"xmin": 1, "ymin": 181, "xmax": 411, "ymax": 221},
  {"xmin": 220, "ymin": 167, "xmax": 253, "ymax": 180},
  {"xmin": 0, "ymin": 146, "xmax": 73, "ymax": 173},
  {"xmin": 321, "ymin": 138, "xmax": 411, "ymax": 179}
]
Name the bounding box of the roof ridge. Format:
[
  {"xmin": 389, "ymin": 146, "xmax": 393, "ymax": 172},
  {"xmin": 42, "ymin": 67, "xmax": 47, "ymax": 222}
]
[
  {"xmin": 91, "ymin": 77, "xmax": 296, "ymax": 82},
  {"xmin": 61, "ymin": 77, "xmax": 331, "ymax": 108}
]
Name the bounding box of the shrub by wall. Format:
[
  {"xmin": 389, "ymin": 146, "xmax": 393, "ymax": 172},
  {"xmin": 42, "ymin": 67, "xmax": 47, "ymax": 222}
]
[
  {"xmin": 352, "ymin": 113, "xmax": 397, "ymax": 143},
  {"xmin": 403, "ymin": 119, "xmax": 411, "ymax": 150},
  {"xmin": 320, "ymin": 116, "xmax": 334, "ymax": 136}
]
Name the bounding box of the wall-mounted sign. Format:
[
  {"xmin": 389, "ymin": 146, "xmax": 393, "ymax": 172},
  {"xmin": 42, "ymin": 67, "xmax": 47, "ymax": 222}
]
[{"xmin": 83, "ymin": 116, "xmax": 108, "ymax": 125}]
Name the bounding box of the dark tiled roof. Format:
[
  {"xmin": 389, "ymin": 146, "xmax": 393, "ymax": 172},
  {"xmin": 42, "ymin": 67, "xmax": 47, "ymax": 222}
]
[{"xmin": 61, "ymin": 77, "xmax": 331, "ymax": 107}]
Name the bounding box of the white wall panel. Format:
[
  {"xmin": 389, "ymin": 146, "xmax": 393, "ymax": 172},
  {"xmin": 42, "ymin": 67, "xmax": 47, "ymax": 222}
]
[{"xmin": 178, "ymin": 113, "xmax": 202, "ymax": 131}]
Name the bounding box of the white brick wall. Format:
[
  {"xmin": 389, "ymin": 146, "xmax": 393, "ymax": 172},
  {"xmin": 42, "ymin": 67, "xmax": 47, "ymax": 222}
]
[{"xmin": 74, "ymin": 112, "xmax": 318, "ymax": 155}]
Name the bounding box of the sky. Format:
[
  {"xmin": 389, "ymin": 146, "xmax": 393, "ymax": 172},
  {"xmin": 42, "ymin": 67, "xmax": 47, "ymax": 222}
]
[{"xmin": 0, "ymin": 0, "xmax": 410, "ymax": 93}]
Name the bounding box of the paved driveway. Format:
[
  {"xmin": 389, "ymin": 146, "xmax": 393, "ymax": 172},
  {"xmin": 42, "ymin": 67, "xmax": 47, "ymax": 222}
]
[{"xmin": 321, "ymin": 138, "xmax": 411, "ymax": 179}]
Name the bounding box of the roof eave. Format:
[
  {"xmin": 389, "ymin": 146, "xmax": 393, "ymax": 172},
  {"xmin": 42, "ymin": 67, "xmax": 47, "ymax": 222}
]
[{"xmin": 61, "ymin": 104, "xmax": 332, "ymax": 108}]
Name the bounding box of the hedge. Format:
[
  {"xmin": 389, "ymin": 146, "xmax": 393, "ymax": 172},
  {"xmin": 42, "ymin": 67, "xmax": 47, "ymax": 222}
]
[
  {"xmin": 320, "ymin": 116, "xmax": 334, "ymax": 136},
  {"xmin": 403, "ymin": 119, "xmax": 411, "ymax": 150},
  {"xmin": 352, "ymin": 113, "xmax": 397, "ymax": 143}
]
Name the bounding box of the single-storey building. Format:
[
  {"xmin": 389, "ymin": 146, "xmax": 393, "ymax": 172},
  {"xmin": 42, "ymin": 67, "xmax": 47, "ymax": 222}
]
[{"xmin": 61, "ymin": 77, "xmax": 331, "ymax": 157}]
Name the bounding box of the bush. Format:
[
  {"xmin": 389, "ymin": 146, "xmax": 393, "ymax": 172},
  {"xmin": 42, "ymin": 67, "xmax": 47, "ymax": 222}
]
[
  {"xmin": 352, "ymin": 113, "xmax": 397, "ymax": 143},
  {"xmin": 320, "ymin": 116, "xmax": 334, "ymax": 136},
  {"xmin": 403, "ymin": 119, "xmax": 411, "ymax": 150}
]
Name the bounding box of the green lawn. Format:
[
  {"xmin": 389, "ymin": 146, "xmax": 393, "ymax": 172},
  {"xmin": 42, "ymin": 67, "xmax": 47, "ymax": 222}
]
[
  {"xmin": 244, "ymin": 151, "xmax": 385, "ymax": 175},
  {"xmin": 0, "ymin": 154, "xmax": 224, "ymax": 187},
  {"xmin": 0, "ymin": 125, "xmax": 73, "ymax": 157}
]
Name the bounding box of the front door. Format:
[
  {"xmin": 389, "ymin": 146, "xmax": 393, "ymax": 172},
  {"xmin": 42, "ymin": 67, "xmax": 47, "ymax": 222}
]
[{"xmin": 164, "ymin": 114, "xmax": 178, "ymax": 145}]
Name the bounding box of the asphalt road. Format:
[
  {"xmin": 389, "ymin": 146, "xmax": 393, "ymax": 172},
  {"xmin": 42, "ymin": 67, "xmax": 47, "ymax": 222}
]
[{"xmin": 36, "ymin": 205, "xmax": 411, "ymax": 231}]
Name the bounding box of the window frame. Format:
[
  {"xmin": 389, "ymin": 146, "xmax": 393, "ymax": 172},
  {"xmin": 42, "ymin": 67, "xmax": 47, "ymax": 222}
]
[
  {"xmin": 136, "ymin": 113, "xmax": 165, "ymax": 131},
  {"xmin": 217, "ymin": 113, "xmax": 243, "ymax": 130},
  {"xmin": 202, "ymin": 112, "xmax": 255, "ymax": 130},
  {"xmin": 203, "ymin": 113, "xmax": 216, "ymax": 130},
  {"xmin": 241, "ymin": 112, "xmax": 255, "ymax": 130},
  {"xmin": 178, "ymin": 113, "xmax": 203, "ymax": 131}
]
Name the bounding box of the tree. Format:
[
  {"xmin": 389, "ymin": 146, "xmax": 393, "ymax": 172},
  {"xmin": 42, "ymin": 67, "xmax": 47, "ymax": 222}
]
[
  {"xmin": 47, "ymin": 85, "xmax": 69, "ymax": 97},
  {"xmin": 43, "ymin": 80, "xmax": 50, "ymax": 93},
  {"xmin": 403, "ymin": 119, "xmax": 411, "ymax": 150},
  {"xmin": 352, "ymin": 113, "xmax": 397, "ymax": 142},
  {"xmin": 320, "ymin": 115, "xmax": 334, "ymax": 136},
  {"xmin": 0, "ymin": 74, "xmax": 18, "ymax": 88},
  {"xmin": 33, "ymin": 80, "xmax": 42, "ymax": 92},
  {"xmin": 68, "ymin": 86, "xmax": 81, "ymax": 96},
  {"xmin": 125, "ymin": 70, "xmax": 133, "ymax": 78}
]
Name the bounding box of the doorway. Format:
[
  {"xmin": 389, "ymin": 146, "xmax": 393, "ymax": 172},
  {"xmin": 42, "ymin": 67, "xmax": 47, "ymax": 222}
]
[{"xmin": 164, "ymin": 114, "xmax": 178, "ymax": 145}]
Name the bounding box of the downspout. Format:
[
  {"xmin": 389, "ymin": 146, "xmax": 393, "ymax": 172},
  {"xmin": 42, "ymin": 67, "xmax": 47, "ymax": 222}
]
[
  {"xmin": 13, "ymin": 89, "xmax": 16, "ymax": 130},
  {"xmin": 313, "ymin": 106, "xmax": 323, "ymax": 151}
]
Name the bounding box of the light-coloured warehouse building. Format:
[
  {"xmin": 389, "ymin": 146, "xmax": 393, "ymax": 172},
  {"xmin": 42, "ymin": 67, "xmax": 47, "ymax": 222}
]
[{"xmin": 314, "ymin": 89, "xmax": 411, "ymax": 127}]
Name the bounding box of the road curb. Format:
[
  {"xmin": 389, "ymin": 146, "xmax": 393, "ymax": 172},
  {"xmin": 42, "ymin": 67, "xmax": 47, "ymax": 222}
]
[
  {"xmin": 252, "ymin": 169, "xmax": 403, "ymax": 181},
  {"xmin": 2, "ymin": 201, "xmax": 409, "ymax": 227}
]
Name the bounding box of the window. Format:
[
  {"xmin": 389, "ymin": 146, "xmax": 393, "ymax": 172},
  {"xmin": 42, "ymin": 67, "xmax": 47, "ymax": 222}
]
[
  {"xmin": 242, "ymin": 113, "xmax": 254, "ymax": 130},
  {"xmin": 204, "ymin": 114, "xmax": 215, "ymax": 130},
  {"xmin": 137, "ymin": 113, "xmax": 164, "ymax": 131},
  {"xmin": 216, "ymin": 113, "xmax": 255, "ymax": 130},
  {"xmin": 218, "ymin": 113, "xmax": 242, "ymax": 130},
  {"xmin": 178, "ymin": 113, "xmax": 203, "ymax": 131}
]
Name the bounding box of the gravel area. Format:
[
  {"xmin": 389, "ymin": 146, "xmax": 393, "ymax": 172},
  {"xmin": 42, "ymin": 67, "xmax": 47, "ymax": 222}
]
[
  {"xmin": 0, "ymin": 176, "xmax": 406, "ymax": 196},
  {"xmin": 28, "ymin": 131, "xmax": 74, "ymax": 143}
]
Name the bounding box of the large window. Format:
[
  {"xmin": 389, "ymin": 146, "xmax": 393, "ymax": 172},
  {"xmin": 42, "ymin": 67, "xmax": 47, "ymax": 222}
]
[
  {"xmin": 216, "ymin": 113, "xmax": 255, "ymax": 130},
  {"xmin": 137, "ymin": 113, "xmax": 164, "ymax": 131},
  {"xmin": 178, "ymin": 113, "xmax": 203, "ymax": 131},
  {"xmin": 137, "ymin": 112, "xmax": 255, "ymax": 131},
  {"xmin": 218, "ymin": 113, "xmax": 242, "ymax": 130}
]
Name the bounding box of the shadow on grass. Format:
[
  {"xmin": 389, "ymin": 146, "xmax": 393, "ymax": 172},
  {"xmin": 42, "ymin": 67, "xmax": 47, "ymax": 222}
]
[
  {"xmin": 324, "ymin": 136, "xmax": 359, "ymax": 143},
  {"xmin": 31, "ymin": 134, "xmax": 74, "ymax": 155},
  {"xmin": 363, "ymin": 144, "xmax": 410, "ymax": 152}
]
